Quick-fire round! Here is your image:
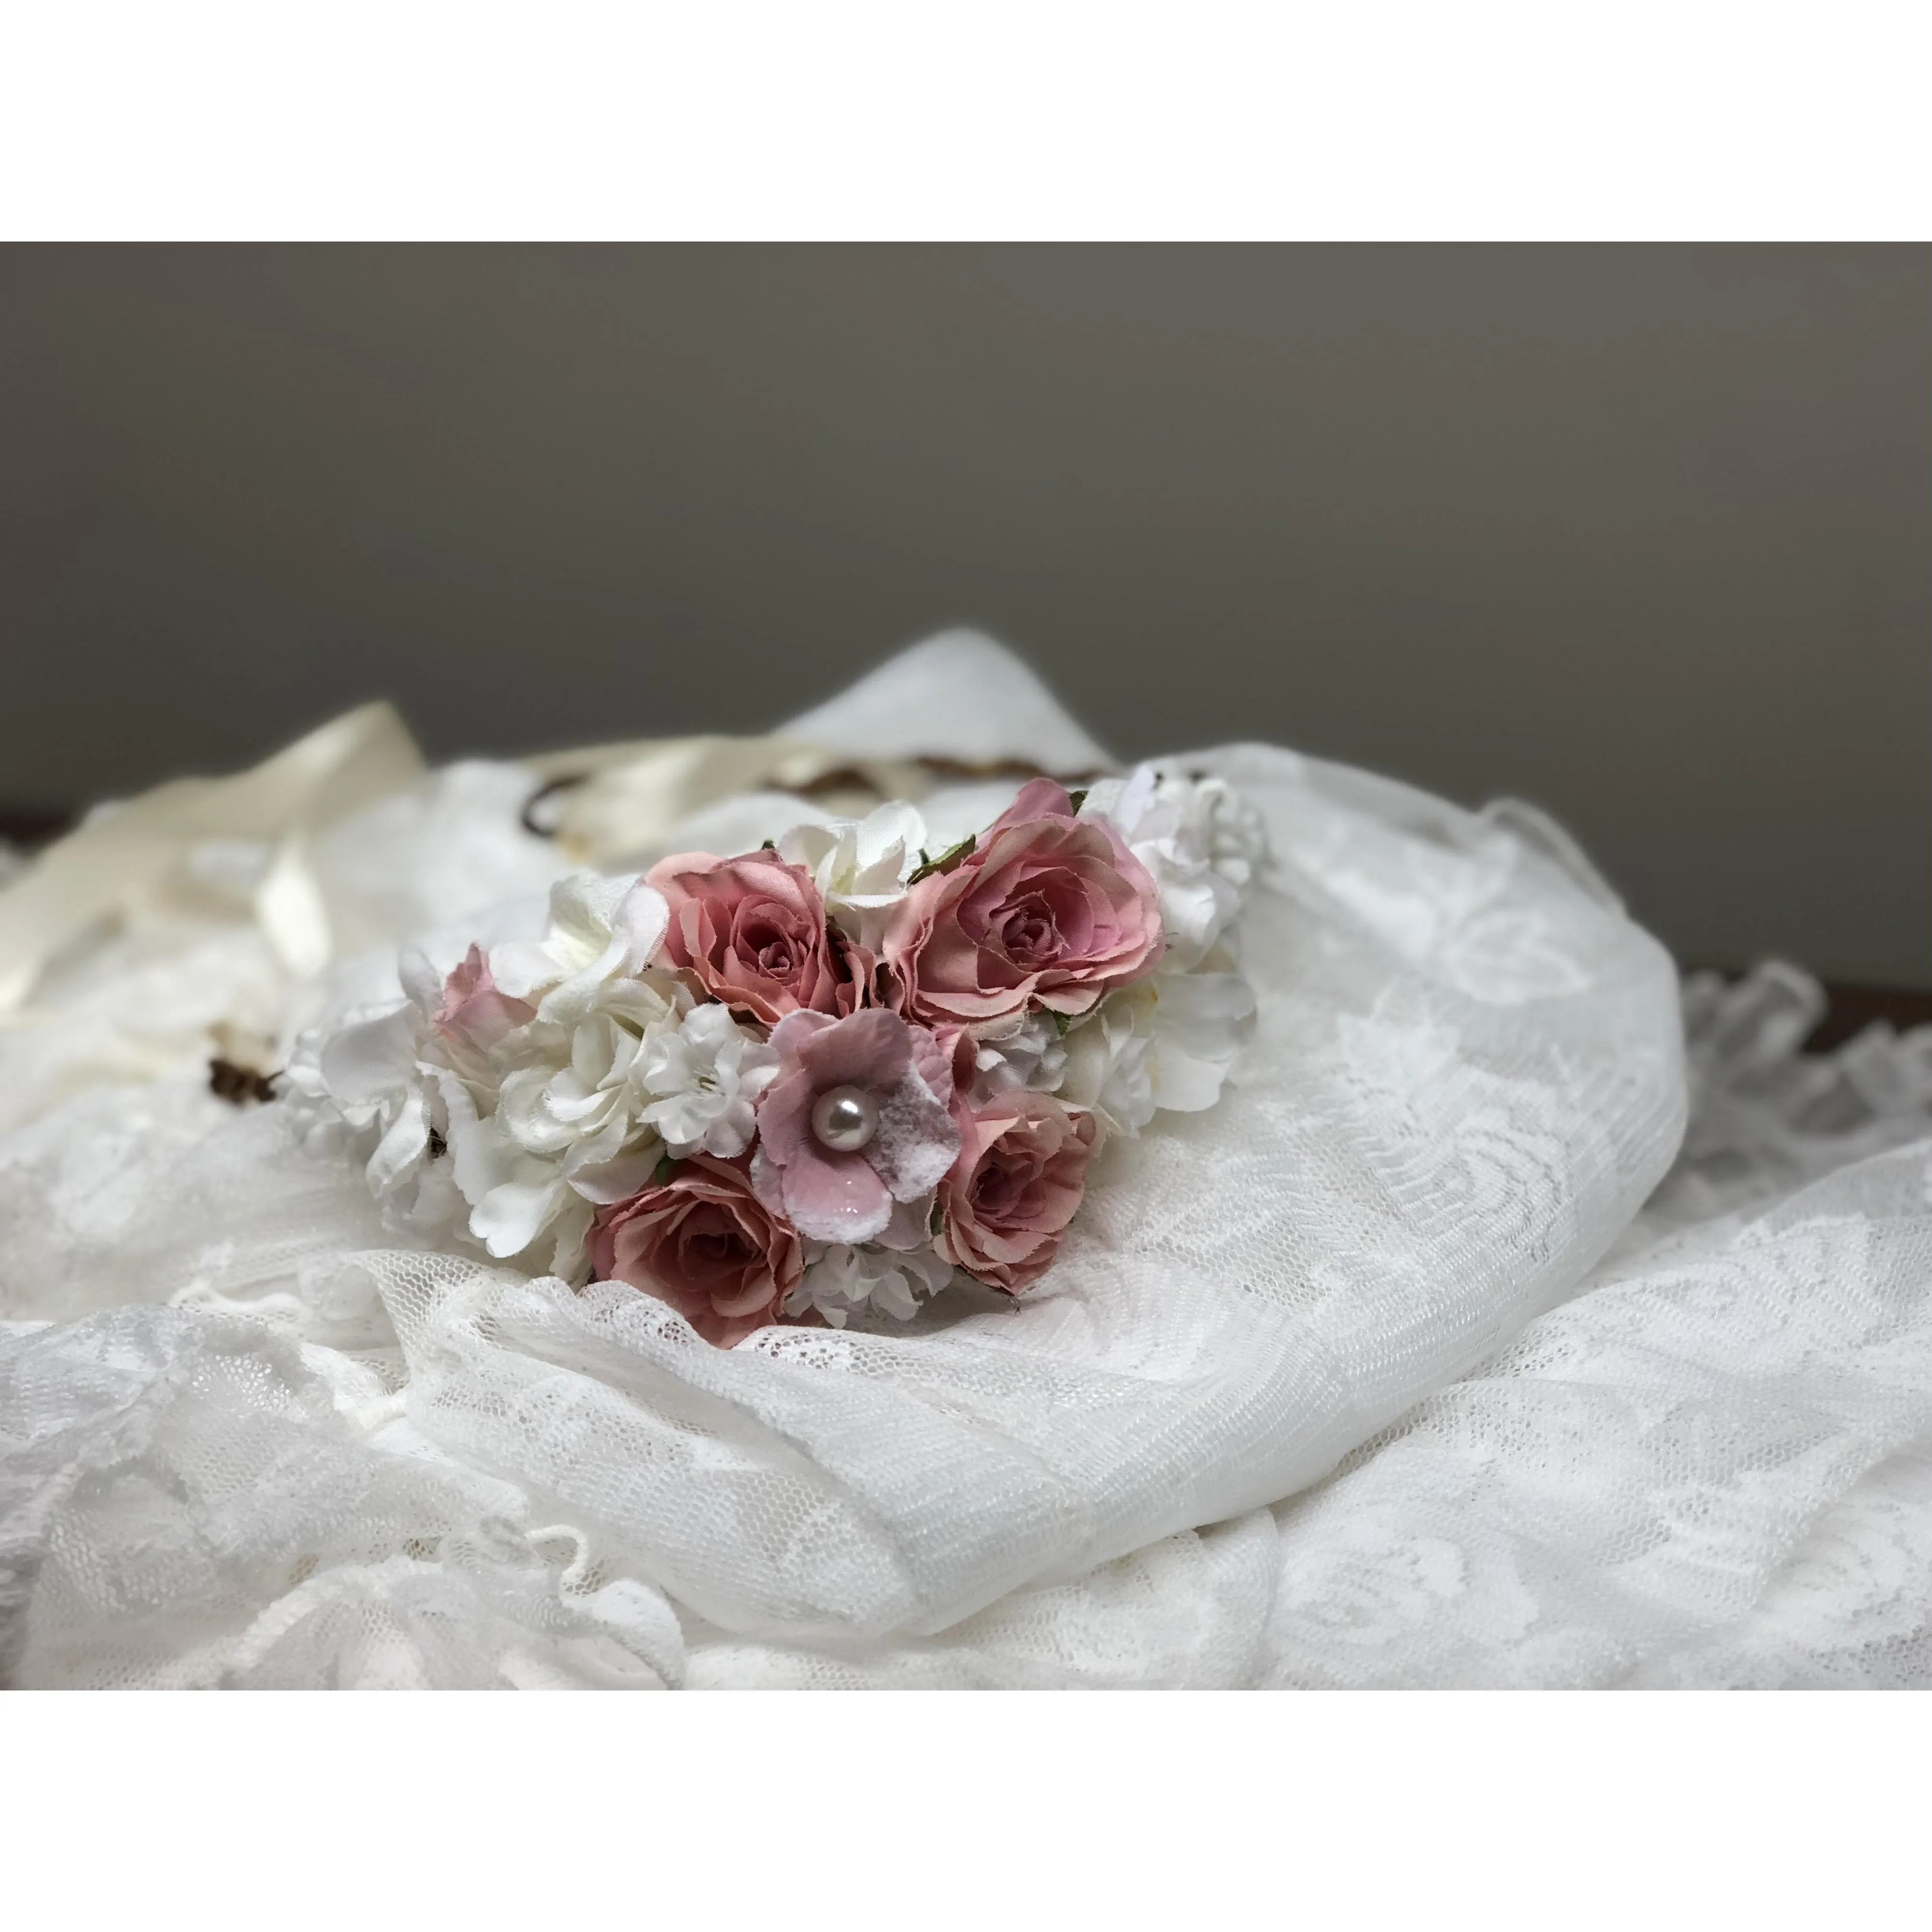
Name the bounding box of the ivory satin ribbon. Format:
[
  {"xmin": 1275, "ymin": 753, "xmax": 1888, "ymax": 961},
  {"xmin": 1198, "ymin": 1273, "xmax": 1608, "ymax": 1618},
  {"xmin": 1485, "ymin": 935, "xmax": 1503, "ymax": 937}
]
[
  {"xmin": 0, "ymin": 702, "xmax": 425, "ymax": 1018},
  {"xmin": 0, "ymin": 708, "xmax": 1082, "ymax": 1021}
]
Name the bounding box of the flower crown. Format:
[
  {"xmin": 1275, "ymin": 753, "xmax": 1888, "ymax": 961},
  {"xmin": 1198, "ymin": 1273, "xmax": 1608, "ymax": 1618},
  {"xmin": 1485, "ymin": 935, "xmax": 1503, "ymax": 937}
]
[{"xmin": 285, "ymin": 767, "xmax": 1264, "ymax": 1342}]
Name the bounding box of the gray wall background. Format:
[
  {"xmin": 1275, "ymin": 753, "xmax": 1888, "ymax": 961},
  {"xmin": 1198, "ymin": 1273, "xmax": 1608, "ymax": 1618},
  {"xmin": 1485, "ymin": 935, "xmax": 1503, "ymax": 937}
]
[{"xmin": 2, "ymin": 245, "xmax": 1926, "ymax": 985}]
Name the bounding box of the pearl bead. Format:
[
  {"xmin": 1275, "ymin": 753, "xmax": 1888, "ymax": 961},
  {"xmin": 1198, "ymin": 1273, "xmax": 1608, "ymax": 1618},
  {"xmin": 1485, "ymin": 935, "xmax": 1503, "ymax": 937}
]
[{"xmin": 811, "ymin": 1084, "xmax": 879, "ymax": 1153}]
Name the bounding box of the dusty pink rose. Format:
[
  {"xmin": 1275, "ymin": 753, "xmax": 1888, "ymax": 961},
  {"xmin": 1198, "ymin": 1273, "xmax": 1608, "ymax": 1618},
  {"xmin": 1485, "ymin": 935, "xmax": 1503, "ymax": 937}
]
[
  {"xmin": 751, "ymin": 1008, "xmax": 959, "ymax": 1244},
  {"xmin": 590, "ymin": 1152, "xmax": 803, "ymax": 1347},
  {"xmin": 936, "ymin": 1090, "xmax": 1098, "ymax": 1294},
  {"xmin": 646, "ymin": 849, "xmax": 861, "ymax": 1025},
  {"xmin": 882, "ymin": 780, "xmax": 1164, "ymax": 1028},
  {"xmin": 434, "ymin": 945, "xmax": 534, "ymax": 1056}
]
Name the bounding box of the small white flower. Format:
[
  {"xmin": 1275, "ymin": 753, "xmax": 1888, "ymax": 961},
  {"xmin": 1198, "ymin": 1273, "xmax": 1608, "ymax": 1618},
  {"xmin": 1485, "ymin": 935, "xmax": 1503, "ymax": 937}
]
[
  {"xmin": 287, "ymin": 871, "xmax": 690, "ymax": 1282},
  {"xmin": 784, "ymin": 1241, "xmax": 955, "ymax": 1327},
  {"xmin": 1060, "ymin": 966, "xmax": 1257, "ymax": 1136},
  {"xmin": 1081, "ymin": 765, "xmax": 1268, "ymax": 969},
  {"xmin": 969, "ymin": 1008, "xmax": 1068, "ymax": 1102},
  {"xmin": 1035, "ymin": 765, "xmax": 1265, "ymax": 1134},
  {"xmin": 1058, "ymin": 997, "xmax": 1155, "ymax": 1137},
  {"xmin": 432, "ymin": 870, "xmax": 693, "ymax": 1276},
  {"xmin": 282, "ymin": 992, "xmax": 465, "ymax": 1242},
  {"xmin": 440, "ymin": 1081, "xmax": 610, "ymax": 1280},
  {"xmin": 496, "ymin": 1002, "xmax": 662, "ymax": 1166},
  {"xmin": 779, "ymin": 802, "xmax": 928, "ymax": 952},
  {"xmin": 1194, "ymin": 777, "xmax": 1269, "ymax": 895},
  {"xmin": 490, "ymin": 871, "xmax": 670, "ymax": 1025},
  {"xmin": 637, "ymin": 1002, "xmax": 781, "ymax": 1158}
]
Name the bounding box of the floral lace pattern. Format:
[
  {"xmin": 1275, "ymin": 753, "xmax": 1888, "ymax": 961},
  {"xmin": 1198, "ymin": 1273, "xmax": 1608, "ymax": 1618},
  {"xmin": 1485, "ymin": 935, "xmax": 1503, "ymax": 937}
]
[{"xmin": 1, "ymin": 638, "xmax": 1927, "ymax": 1688}]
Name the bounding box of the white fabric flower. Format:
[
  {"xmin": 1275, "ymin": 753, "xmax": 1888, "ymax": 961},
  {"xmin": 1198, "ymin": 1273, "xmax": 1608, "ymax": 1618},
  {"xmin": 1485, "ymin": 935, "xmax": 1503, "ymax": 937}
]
[
  {"xmin": 1059, "ymin": 967, "xmax": 1257, "ymax": 1136},
  {"xmin": 443, "ymin": 1118, "xmax": 566, "ymax": 1261},
  {"xmin": 440, "ymin": 1074, "xmax": 616, "ymax": 1280},
  {"xmin": 495, "ymin": 974, "xmax": 683, "ymax": 1165},
  {"xmin": 784, "ymin": 1241, "xmax": 955, "ymax": 1327},
  {"xmin": 464, "ymin": 992, "xmax": 687, "ymax": 1274},
  {"xmin": 778, "ymin": 802, "xmax": 928, "ymax": 951},
  {"xmin": 490, "ymin": 871, "xmax": 670, "ymax": 1026},
  {"xmin": 968, "ymin": 1009, "xmax": 1069, "ymax": 1102},
  {"xmin": 287, "ymin": 871, "xmax": 691, "ymax": 1281},
  {"xmin": 423, "ymin": 869, "xmax": 687, "ymax": 1276},
  {"xmin": 1194, "ymin": 776, "xmax": 1269, "ymax": 894},
  {"xmin": 1081, "ymin": 765, "xmax": 1268, "ymax": 969},
  {"xmin": 282, "ymin": 987, "xmax": 467, "ymax": 1242},
  {"xmin": 637, "ymin": 1002, "xmax": 781, "ymax": 1157},
  {"xmin": 283, "ymin": 999, "xmax": 421, "ymax": 1167}
]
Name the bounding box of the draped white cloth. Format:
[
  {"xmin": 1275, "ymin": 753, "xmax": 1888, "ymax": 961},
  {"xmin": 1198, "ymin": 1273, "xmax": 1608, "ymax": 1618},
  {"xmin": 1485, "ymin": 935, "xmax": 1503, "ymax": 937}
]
[{"xmin": 3, "ymin": 635, "xmax": 1929, "ymax": 1688}]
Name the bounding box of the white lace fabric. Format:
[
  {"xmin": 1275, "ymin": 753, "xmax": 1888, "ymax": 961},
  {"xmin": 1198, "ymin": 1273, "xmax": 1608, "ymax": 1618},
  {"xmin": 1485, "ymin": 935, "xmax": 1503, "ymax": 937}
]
[{"xmin": 2, "ymin": 636, "xmax": 1928, "ymax": 1688}]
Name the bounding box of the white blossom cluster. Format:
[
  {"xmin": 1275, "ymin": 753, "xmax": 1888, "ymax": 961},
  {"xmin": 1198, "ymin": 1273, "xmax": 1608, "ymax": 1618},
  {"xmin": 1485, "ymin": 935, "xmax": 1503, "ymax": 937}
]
[{"xmin": 283, "ymin": 872, "xmax": 779, "ymax": 1282}]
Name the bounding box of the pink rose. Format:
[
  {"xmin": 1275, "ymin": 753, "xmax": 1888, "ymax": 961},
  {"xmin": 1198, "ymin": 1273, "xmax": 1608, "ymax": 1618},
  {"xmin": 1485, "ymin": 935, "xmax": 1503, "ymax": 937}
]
[
  {"xmin": 590, "ymin": 1152, "xmax": 803, "ymax": 1347},
  {"xmin": 434, "ymin": 944, "xmax": 534, "ymax": 1059},
  {"xmin": 751, "ymin": 1008, "xmax": 959, "ymax": 1244},
  {"xmin": 936, "ymin": 1090, "xmax": 1098, "ymax": 1294},
  {"xmin": 882, "ymin": 780, "xmax": 1164, "ymax": 1028},
  {"xmin": 646, "ymin": 849, "xmax": 862, "ymax": 1026}
]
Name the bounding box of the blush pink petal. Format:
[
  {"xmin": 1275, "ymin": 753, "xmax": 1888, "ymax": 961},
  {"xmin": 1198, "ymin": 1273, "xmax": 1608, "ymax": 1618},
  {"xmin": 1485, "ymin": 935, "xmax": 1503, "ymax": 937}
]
[
  {"xmin": 795, "ymin": 1006, "xmax": 910, "ymax": 1091},
  {"xmin": 909, "ymin": 1025, "xmax": 956, "ymax": 1107},
  {"xmin": 765, "ymin": 1009, "xmax": 836, "ymax": 1056},
  {"xmin": 992, "ymin": 777, "xmax": 1082, "ymax": 829},
  {"xmin": 752, "ymin": 1007, "xmax": 961, "ymax": 1244},
  {"xmin": 936, "ymin": 1090, "xmax": 1097, "ymax": 1294},
  {"xmin": 881, "ymin": 785, "xmax": 1164, "ymax": 1030},
  {"xmin": 435, "ymin": 944, "xmax": 535, "ymax": 1052},
  {"xmin": 646, "ymin": 849, "xmax": 858, "ymax": 1024},
  {"xmin": 748, "ymin": 1047, "xmax": 818, "ymax": 1165},
  {"xmin": 870, "ymin": 1068, "xmax": 961, "ymax": 1199},
  {"xmin": 591, "ymin": 1151, "xmax": 802, "ymax": 1347},
  {"xmin": 754, "ymin": 1140, "xmax": 894, "ymax": 1241}
]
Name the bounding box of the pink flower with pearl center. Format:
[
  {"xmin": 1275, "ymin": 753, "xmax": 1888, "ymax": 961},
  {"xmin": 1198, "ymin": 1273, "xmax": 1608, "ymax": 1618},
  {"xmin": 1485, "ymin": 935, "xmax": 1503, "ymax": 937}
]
[{"xmin": 751, "ymin": 1008, "xmax": 960, "ymax": 1244}]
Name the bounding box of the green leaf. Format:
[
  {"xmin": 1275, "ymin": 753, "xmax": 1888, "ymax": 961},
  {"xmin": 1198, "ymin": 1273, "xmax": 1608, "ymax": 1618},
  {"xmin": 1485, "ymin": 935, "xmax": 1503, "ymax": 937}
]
[
  {"xmin": 653, "ymin": 1151, "xmax": 679, "ymax": 1187},
  {"xmin": 907, "ymin": 832, "xmax": 976, "ymax": 884},
  {"xmin": 1066, "ymin": 787, "xmax": 1088, "ymax": 813},
  {"xmin": 1049, "ymin": 1008, "xmax": 1073, "ymax": 1038},
  {"xmin": 759, "ymin": 838, "xmax": 777, "ymax": 851},
  {"xmin": 929, "ymin": 1199, "xmax": 945, "ymax": 1236}
]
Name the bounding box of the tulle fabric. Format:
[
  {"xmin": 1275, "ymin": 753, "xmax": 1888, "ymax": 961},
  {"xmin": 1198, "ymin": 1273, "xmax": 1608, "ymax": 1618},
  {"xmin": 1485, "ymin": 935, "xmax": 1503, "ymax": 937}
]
[{"xmin": 3, "ymin": 636, "xmax": 1928, "ymax": 1688}]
